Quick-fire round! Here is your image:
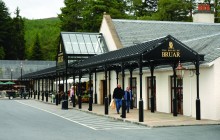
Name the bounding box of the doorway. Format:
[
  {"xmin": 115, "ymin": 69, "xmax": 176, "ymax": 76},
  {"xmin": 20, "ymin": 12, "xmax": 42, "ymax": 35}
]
[
  {"xmin": 147, "ymin": 76, "xmax": 156, "ymax": 111},
  {"xmin": 100, "ymin": 80, "xmax": 107, "ymax": 105},
  {"xmin": 170, "ymin": 76, "xmax": 183, "ymax": 114},
  {"xmin": 131, "ymin": 78, "xmax": 137, "ymax": 108}
]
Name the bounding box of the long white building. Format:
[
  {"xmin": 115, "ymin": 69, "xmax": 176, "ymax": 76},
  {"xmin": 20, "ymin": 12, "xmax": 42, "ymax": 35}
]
[{"xmin": 91, "ymin": 10, "xmax": 220, "ymax": 120}]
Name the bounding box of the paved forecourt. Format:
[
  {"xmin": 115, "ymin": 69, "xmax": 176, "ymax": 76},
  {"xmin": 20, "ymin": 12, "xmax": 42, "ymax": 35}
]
[
  {"xmin": 10, "ymin": 97, "xmax": 220, "ymax": 128},
  {"xmin": 15, "ymin": 99, "xmax": 149, "ymax": 130}
]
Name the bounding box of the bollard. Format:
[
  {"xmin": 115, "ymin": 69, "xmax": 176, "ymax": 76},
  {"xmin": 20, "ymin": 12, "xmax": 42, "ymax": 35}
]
[
  {"xmin": 95, "ymin": 93, "xmax": 97, "ymax": 104},
  {"xmin": 78, "ymin": 95, "xmax": 82, "ymax": 109},
  {"xmin": 28, "ymin": 91, "xmax": 30, "ymax": 99},
  {"xmin": 104, "ymin": 97, "xmax": 108, "ymax": 115},
  {"xmin": 61, "ymin": 94, "xmax": 68, "ymax": 110},
  {"xmin": 196, "ymin": 98, "xmax": 201, "ymax": 120},
  {"xmin": 55, "ymin": 94, "xmax": 58, "ymax": 105},
  {"xmin": 173, "ymin": 98, "xmax": 177, "ymax": 116},
  {"xmin": 121, "ymin": 99, "xmax": 126, "ymax": 118},
  {"xmin": 42, "ymin": 92, "xmax": 44, "ymax": 101},
  {"xmin": 46, "ymin": 92, "xmax": 48, "ymax": 102},
  {"xmin": 151, "ymin": 97, "xmax": 154, "ymax": 113},
  {"xmin": 88, "ymin": 95, "xmax": 92, "ymax": 111},
  {"xmin": 38, "ymin": 91, "xmax": 40, "ymax": 100},
  {"xmin": 72, "ymin": 95, "xmax": 75, "ymax": 107},
  {"xmin": 139, "ymin": 99, "xmax": 144, "ymax": 122},
  {"xmin": 130, "ymin": 98, "xmax": 133, "ymax": 109}
]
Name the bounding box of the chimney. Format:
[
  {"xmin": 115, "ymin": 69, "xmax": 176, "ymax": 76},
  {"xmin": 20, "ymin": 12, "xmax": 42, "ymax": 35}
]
[{"xmin": 193, "ymin": 3, "xmax": 214, "ymax": 23}]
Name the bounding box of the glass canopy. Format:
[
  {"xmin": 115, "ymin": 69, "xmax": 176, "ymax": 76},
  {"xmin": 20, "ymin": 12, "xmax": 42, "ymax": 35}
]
[{"xmin": 61, "ymin": 32, "xmax": 108, "ymax": 55}]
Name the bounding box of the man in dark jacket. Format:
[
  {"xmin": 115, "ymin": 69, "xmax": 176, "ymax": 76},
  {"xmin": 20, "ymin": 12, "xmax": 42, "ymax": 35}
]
[{"xmin": 113, "ymin": 84, "xmax": 124, "ymax": 114}]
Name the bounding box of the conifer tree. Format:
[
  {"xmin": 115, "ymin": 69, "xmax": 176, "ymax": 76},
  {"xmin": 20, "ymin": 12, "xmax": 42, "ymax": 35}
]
[
  {"xmin": 31, "ymin": 34, "xmax": 43, "ymax": 60},
  {"xmin": 12, "ymin": 7, "xmax": 25, "ymax": 60},
  {"xmin": 0, "ymin": 0, "xmax": 13, "ymax": 59}
]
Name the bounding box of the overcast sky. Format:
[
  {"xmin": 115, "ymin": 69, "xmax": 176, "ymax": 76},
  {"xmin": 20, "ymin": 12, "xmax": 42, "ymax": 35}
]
[{"xmin": 3, "ymin": 0, "xmax": 65, "ymax": 19}]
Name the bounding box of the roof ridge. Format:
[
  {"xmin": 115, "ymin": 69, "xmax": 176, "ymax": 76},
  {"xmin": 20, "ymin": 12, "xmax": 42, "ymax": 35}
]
[
  {"xmin": 112, "ymin": 19, "xmax": 220, "ymax": 26},
  {"xmin": 103, "ymin": 15, "xmax": 123, "ymax": 49}
]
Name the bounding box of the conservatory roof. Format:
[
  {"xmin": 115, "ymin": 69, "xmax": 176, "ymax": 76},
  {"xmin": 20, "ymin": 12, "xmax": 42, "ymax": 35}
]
[{"xmin": 61, "ymin": 32, "xmax": 108, "ymax": 55}]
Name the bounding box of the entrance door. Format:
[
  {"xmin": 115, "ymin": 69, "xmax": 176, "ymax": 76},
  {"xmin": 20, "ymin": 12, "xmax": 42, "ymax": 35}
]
[
  {"xmin": 101, "ymin": 80, "xmax": 107, "ymax": 105},
  {"xmin": 147, "ymin": 77, "xmax": 156, "ymax": 111},
  {"xmin": 131, "ymin": 78, "xmax": 137, "ymax": 108},
  {"xmin": 170, "ymin": 76, "xmax": 183, "ymax": 114}
]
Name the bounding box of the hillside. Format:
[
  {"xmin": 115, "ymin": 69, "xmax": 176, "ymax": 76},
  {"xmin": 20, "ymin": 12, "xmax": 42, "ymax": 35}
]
[{"xmin": 24, "ymin": 18, "xmax": 61, "ymax": 60}]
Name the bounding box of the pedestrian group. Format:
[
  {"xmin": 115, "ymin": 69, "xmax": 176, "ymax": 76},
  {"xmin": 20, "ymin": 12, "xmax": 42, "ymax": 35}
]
[{"xmin": 113, "ymin": 84, "xmax": 132, "ymax": 114}]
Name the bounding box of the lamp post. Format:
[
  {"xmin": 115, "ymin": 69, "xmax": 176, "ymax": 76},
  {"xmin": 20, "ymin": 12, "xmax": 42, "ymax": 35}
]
[{"xmin": 20, "ymin": 62, "xmax": 23, "ymax": 82}]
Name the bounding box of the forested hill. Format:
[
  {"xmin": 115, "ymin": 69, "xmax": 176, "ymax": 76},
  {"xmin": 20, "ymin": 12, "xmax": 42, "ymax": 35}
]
[{"xmin": 24, "ymin": 18, "xmax": 61, "ymax": 60}]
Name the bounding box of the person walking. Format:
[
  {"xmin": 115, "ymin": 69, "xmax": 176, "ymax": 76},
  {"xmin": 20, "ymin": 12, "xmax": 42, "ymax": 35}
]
[
  {"xmin": 69, "ymin": 86, "xmax": 74, "ymax": 102},
  {"xmin": 124, "ymin": 87, "xmax": 132, "ymax": 113},
  {"xmin": 113, "ymin": 84, "xmax": 124, "ymax": 114}
]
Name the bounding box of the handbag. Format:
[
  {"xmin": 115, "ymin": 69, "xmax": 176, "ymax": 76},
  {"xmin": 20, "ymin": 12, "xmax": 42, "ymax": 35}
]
[{"xmin": 110, "ymin": 99, "xmax": 116, "ymax": 109}]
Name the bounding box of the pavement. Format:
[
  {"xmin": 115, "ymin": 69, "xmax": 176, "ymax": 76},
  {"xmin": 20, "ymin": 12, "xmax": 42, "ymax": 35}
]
[
  {"xmin": 70, "ymin": 102, "xmax": 220, "ymax": 128},
  {"xmin": 36, "ymin": 97, "xmax": 220, "ymax": 128},
  {"xmin": 1, "ymin": 96, "xmax": 220, "ymax": 128}
]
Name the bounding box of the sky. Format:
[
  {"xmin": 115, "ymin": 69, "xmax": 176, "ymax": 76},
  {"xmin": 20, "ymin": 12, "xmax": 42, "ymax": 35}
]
[{"xmin": 3, "ymin": 0, "xmax": 65, "ymax": 19}]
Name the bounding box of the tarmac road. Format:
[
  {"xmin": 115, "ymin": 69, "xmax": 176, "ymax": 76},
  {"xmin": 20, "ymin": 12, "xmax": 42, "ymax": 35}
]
[{"xmin": 0, "ymin": 99, "xmax": 220, "ymax": 140}]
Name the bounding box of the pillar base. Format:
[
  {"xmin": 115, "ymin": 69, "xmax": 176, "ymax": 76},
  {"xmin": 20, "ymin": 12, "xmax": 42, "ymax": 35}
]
[
  {"xmin": 196, "ymin": 98, "xmax": 201, "ymax": 120},
  {"xmin": 139, "ymin": 99, "xmax": 144, "ymax": 122},
  {"xmin": 105, "ymin": 97, "xmax": 108, "ymax": 115}
]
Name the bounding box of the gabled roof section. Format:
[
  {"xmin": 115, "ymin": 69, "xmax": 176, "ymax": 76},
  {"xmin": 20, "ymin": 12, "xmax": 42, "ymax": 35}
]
[
  {"xmin": 76, "ymin": 35, "xmax": 204, "ymax": 69},
  {"xmin": 143, "ymin": 35, "xmax": 201, "ymax": 63},
  {"xmin": 57, "ymin": 32, "xmax": 109, "ymax": 68},
  {"xmin": 112, "ymin": 19, "xmax": 220, "ymax": 63}
]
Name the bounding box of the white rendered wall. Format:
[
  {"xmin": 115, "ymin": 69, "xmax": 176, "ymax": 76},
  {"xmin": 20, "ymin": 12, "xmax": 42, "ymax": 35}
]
[
  {"xmin": 94, "ymin": 63, "xmax": 220, "ymax": 120},
  {"xmin": 182, "ymin": 70, "xmax": 196, "ymax": 117},
  {"xmin": 214, "ymin": 57, "xmax": 220, "ymax": 120},
  {"xmin": 99, "ymin": 17, "xmax": 118, "ymax": 51},
  {"xmin": 110, "ymin": 71, "xmax": 117, "ymax": 98},
  {"xmin": 155, "ymin": 71, "xmax": 173, "ymax": 113},
  {"xmin": 199, "ymin": 66, "xmax": 216, "ymax": 119}
]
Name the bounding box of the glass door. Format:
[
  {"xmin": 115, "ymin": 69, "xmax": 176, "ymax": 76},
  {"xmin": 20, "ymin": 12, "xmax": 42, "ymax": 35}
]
[
  {"xmin": 131, "ymin": 78, "xmax": 137, "ymax": 108},
  {"xmin": 147, "ymin": 77, "xmax": 156, "ymax": 110},
  {"xmin": 170, "ymin": 76, "xmax": 183, "ymax": 114}
]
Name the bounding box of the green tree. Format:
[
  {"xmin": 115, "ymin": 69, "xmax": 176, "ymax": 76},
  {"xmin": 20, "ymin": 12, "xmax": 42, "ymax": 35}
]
[
  {"xmin": 0, "ymin": 0, "xmax": 13, "ymax": 59},
  {"xmin": 127, "ymin": 0, "xmax": 158, "ymax": 18},
  {"xmin": 81, "ymin": 0, "xmax": 128, "ymax": 32},
  {"xmin": 58, "ymin": 0, "xmax": 85, "ymax": 32},
  {"xmin": 24, "ymin": 18, "xmax": 61, "ymax": 60},
  {"xmin": 12, "ymin": 7, "xmax": 25, "ymax": 60},
  {"xmin": 0, "ymin": 46, "xmax": 5, "ymax": 59},
  {"xmin": 153, "ymin": 0, "xmax": 191, "ymax": 21},
  {"xmin": 30, "ymin": 34, "xmax": 43, "ymax": 60},
  {"xmin": 59, "ymin": 0, "xmax": 128, "ymax": 32},
  {"xmin": 213, "ymin": 0, "xmax": 220, "ymax": 23}
]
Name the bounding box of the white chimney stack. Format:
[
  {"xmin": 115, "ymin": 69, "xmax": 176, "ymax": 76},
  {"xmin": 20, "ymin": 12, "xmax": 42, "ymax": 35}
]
[{"xmin": 193, "ymin": 3, "xmax": 214, "ymax": 23}]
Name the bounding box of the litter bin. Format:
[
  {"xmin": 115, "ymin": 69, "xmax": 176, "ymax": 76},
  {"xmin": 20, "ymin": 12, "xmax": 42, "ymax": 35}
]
[{"xmin": 61, "ymin": 100, "xmax": 68, "ymax": 109}]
